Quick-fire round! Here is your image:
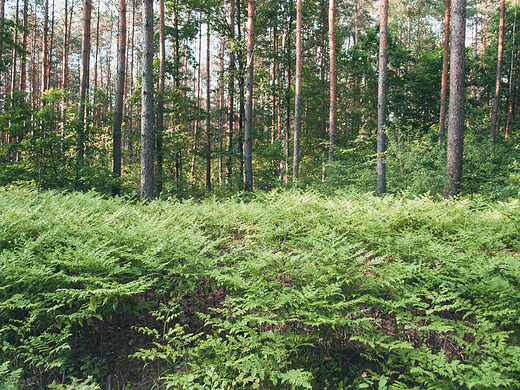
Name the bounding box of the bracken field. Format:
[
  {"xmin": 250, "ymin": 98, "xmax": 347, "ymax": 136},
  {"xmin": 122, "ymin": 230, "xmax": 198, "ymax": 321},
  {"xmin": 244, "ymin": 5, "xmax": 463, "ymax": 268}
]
[{"xmin": 1, "ymin": 186, "xmax": 520, "ymax": 389}]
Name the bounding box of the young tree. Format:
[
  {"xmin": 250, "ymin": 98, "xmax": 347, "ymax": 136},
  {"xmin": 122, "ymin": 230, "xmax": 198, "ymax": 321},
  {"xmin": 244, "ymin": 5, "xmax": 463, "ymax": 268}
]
[
  {"xmin": 376, "ymin": 0, "xmax": 389, "ymax": 196},
  {"xmin": 293, "ymin": 0, "xmax": 302, "ymax": 186},
  {"xmin": 490, "ymin": 0, "xmax": 505, "ymax": 142},
  {"xmin": 439, "ymin": 0, "xmax": 450, "ymax": 144},
  {"xmin": 112, "ymin": 0, "xmax": 127, "ymax": 197},
  {"xmin": 244, "ymin": 0, "xmax": 255, "ymax": 191},
  {"xmin": 444, "ymin": 0, "xmax": 466, "ymax": 198},
  {"xmin": 141, "ymin": 0, "xmax": 154, "ymax": 203}
]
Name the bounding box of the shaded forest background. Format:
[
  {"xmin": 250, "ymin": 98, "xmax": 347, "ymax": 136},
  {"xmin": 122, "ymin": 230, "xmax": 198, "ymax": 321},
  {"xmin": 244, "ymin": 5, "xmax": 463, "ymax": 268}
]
[{"xmin": 0, "ymin": 0, "xmax": 519, "ymax": 199}]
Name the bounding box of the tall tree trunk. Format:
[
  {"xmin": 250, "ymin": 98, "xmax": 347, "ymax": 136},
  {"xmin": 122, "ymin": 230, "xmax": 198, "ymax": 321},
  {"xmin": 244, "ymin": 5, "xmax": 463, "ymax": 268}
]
[
  {"xmin": 219, "ymin": 38, "xmax": 225, "ymax": 186},
  {"xmin": 226, "ymin": 0, "xmax": 236, "ymax": 186},
  {"xmin": 284, "ymin": 5, "xmax": 294, "ymax": 184},
  {"xmin": 506, "ymin": 4, "xmax": 517, "ymax": 138},
  {"xmin": 376, "ymin": 0, "xmax": 389, "ymax": 196},
  {"xmin": 293, "ymin": 0, "xmax": 302, "ymax": 186},
  {"xmin": 328, "ymin": 0, "xmax": 336, "ymax": 167},
  {"xmin": 77, "ymin": 0, "xmax": 92, "ymax": 168},
  {"xmin": 439, "ymin": 0, "xmax": 451, "ymax": 144},
  {"xmin": 280, "ymin": 29, "xmax": 287, "ymax": 182},
  {"xmin": 490, "ymin": 0, "xmax": 505, "ymax": 142},
  {"xmin": 237, "ymin": 0, "xmax": 245, "ymax": 188},
  {"xmin": 191, "ymin": 18, "xmax": 203, "ymax": 186},
  {"xmin": 47, "ymin": 0, "xmax": 55, "ymax": 90},
  {"xmin": 141, "ymin": 0, "xmax": 154, "ymax": 203},
  {"xmin": 10, "ymin": 0, "xmax": 19, "ymax": 93},
  {"xmin": 321, "ymin": 0, "xmax": 327, "ymax": 182},
  {"xmin": 20, "ymin": 0, "xmax": 28, "ymax": 93},
  {"xmin": 94, "ymin": 0, "xmax": 101, "ymax": 97},
  {"xmin": 444, "ymin": 0, "xmax": 466, "ymax": 198},
  {"xmin": 244, "ymin": 0, "xmax": 255, "ymax": 192},
  {"xmin": 41, "ymin": 0, "xmax": 49, "ymax": 94},
  {"xmin": 354, "ymin": 3, "xmax": 359, "ymax": 45},
  {"xmin": 0, "ymin": 0, "xmax": 5, "ymax": 97},
  {"xmin": 206, "ymin": 21, "xmax": 212, "ymax": 190},
  {"xmin": 112, "ymin": 0, "xmax": 126, "ymax": 197},
  {"xmin": 156, "ymin": 0, "xmax": 165, "ymax": 195},
  {"xmin": 271, "ymin": 24, "xmax": 276, "ymax": 145}
]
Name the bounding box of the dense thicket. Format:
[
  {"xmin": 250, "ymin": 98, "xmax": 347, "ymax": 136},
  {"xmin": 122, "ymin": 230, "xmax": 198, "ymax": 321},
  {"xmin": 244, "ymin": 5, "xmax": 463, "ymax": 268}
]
[
  {"xmin": 0, "ymin": 0, "xmax": 519, "ymax": 199},
  {"xmin": 1, "ymin": 188, "xmax": 520, "ymax": 388}
]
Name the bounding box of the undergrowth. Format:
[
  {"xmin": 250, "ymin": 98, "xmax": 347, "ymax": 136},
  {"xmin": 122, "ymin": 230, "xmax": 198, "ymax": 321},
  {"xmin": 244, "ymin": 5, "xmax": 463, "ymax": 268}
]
[{"xmin": 1, "ymin": 187, "xmax": 520, "ymax": 389}]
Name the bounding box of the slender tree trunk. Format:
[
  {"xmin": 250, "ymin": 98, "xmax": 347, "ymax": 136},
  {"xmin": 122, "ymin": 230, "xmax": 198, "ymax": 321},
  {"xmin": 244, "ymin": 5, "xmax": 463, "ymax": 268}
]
[
  {"xmin": 156, "ymin": 0, "xmax": 165, "ymax": 195},
  {"xmin": 0, "ymin": 0, "xmax": 4, "ymax": 63},
  {"xmin": 237, "ymin": 0, "xmax": 245, "ymax": 188},
  {"xmin": 244, "ymin": 0, "xmax": 254, "ymax": 192},
  {"xmin": 490, "ymin": 0, "xmax": 505, "ymax": 142},
  {"xmin": 61, "ymin": 0, "xmax": 68, "ymax": 89},
  {"xmin": 191, "ymin": 18, "xmax": 203, "ymax": 186},
  {"xmin": 280, "ymin": 29, "xmax": 287, "ymax": 182},
  {"xmin": 47, "ymin": 0, "xmax": 55, "ymax": 90},
  {"xmin": 20, "ymin": 0, "xmax": 28, "ymax": 93},
  {"xmin": 112, "ymin": 0, "xmax": 126, "ymax": 197},
  {"xmin": 41, "ymin": 0, "xmax": 49, "ymax": 94},
  {"xmin": 328, "ymin": 0, "xmax": 336, "ymax": 167},
  {"xmin": 30, "ymin": 17, "xmax": 37, "ymax": 108},
  {"xmin": 321, "ymin": 0, "xmax": 327, "ymax": 182},
  {"xmin": 219, "ymin": 38, "xmax": 225, "ymax": 186},
  {"xmin": 94, "ymin": 0, "xmax": 101, "ymax": 97},
  {"xmin": 293, "ymin": 0, "xmax": 302, "ymax": 186},
  {"xmin": 77, "ymin": 0, "xmax": 92, "ymax": 168},
  {"xmin": 444, "ymin": 0, "xmax": 466, "ymax": 198},
  {"xmin": 285, "ymin": 18, "xmax": 292, "ymax": 184},
  {"xmin": 206, "ymin": 21, "xmax": 212, "ymax": 190},
  {"xmin": 376, "ymin": 0, "xmax": 389, "ymax": 196},
  {"xmin": 10, "ymin": 0, "xmax": 19, "ymax": 93},
  {"xmin": 141, "ymin": 0, "xmax": 154, "ymax": 203},
  {"xmin": 506, "ymin": 4, "xmax": 517, "ymax": 137},
  {"xmin": 226, "ymin": 0, "xmax": 236, "ymax": 186},
  {"xmin": 439, "ymin": 0, "xmax": 451, "ymax": 144}
]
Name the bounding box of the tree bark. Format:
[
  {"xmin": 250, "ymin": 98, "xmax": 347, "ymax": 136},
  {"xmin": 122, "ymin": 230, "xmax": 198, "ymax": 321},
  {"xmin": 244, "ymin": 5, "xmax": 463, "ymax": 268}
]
[
  {"xmin": 47, "ymin": 0, "xmax": 56, "ymax": 90},
  {"xmin": 10, "ymin": 0, "xmax": 19, "ymax": 93},
  {"xmin": 141, "ymin": 0, "xmax": 154, "ymax": 203},
  {"xmin": 321, "ymin": 0, "xmax": 327, "ymax": 182},
  {"xmin": 376, "ymin": 0, "xmax": 389, "ymax": 196},
  {"xmin": 439, "ymin": 0, "xmax": 450, "ymax": 144},
  {"xmin": 444, "ymin": 0, "xmax": 466, "ymax": 198},
  {"xmin": 244, "ymin": 0, "xmax": 255, "ymax": 192},
  {"xmin": 328, "ymin": 0, "xmax": 336, "ymax": 167},
  {"xmin": 226, "ymin": 0, "xmax": 236, "ymax": 186},
  {"xmin": 19, "ymin": 0, "xmax": 28, "ymax": 93},
  {"xmin": 41, "ymin": 0, "xmax": 49, "ymax": 94},
  {"xmin": 94, "ymin": 0, "xmax": 101, "ymax": 96},
  {"xmin": 490, "ymin": 0, "xmax": 505, "ymax": 142},
  {"xmin": 206, "ymin": 21, "xmax": 212, "ymax": 191},
  {"xmin": 293, "ymin": 0, "xmax": 302, "ymax": 186},
  {"xmin": 77, "ymin": 0, "xmax": 92, "ymax": 168},
  {"xmin": 156, "ymin": 0, "xmax": 165, "ymax": 195},
  {"xmin": 113, "ymin": 0, "xmax": 127, "ymax": 197}
]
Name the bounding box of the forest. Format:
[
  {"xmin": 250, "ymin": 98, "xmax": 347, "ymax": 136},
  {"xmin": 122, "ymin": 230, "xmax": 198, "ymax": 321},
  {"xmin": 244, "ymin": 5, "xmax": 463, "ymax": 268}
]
[
  {"xmin": 0, "ymin": 0, "xmax": 518, "ymax": 199},
  {"xmin": 2, "ymin": 0, "xmax": 520, "ymax": 388}
]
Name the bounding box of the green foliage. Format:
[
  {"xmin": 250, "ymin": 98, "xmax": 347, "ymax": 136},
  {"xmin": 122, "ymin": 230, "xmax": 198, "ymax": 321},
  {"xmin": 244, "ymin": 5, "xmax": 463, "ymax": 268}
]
[{"xmin": 2, "ymin": 188, "xmax": 520, "ymax": 388}]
